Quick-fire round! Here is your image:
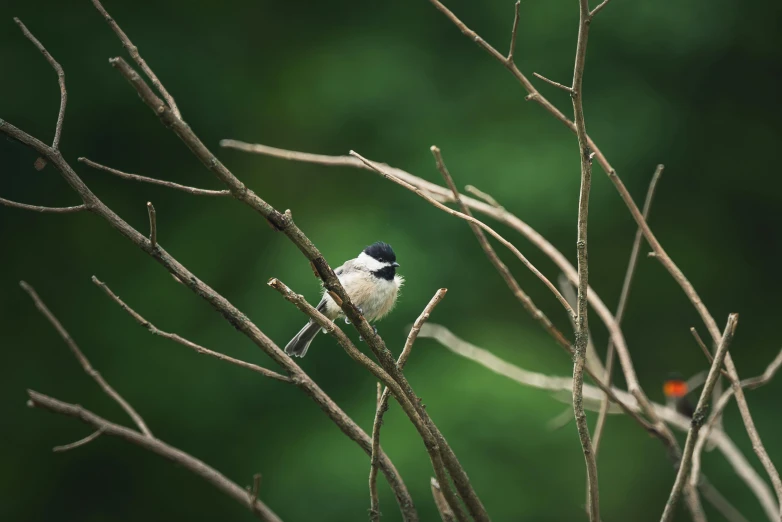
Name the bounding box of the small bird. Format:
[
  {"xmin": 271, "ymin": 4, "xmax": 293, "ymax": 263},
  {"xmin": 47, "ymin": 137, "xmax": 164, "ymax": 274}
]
[
  {"xmin": 284, "ymin": 242, "xmax": 404, "ymax": 357},
  {"xmin": 663, "ymin": 372, "xmax": 695, "ymax": 418}
]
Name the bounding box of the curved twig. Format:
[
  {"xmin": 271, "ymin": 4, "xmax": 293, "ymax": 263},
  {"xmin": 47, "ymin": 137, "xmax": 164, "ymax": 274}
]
[
  {"xmin": 20, "ymin": 281, "xmax": 153, "ymax": 437},
  {"xmin": 28, "ymin": 391, "xmax": 281, "ymax": 522}
]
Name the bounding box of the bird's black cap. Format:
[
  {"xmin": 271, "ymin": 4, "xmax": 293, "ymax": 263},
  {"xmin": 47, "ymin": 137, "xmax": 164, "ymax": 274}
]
[{"xmin": 363, "ymin": 242, "xmax": 397, "ymax": 264}]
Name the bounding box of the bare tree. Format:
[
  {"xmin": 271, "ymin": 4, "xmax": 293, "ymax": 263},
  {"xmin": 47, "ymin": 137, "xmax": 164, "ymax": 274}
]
[{"xmin": 3, "ymin": 1, "xmax": 781, "ymax": 521}]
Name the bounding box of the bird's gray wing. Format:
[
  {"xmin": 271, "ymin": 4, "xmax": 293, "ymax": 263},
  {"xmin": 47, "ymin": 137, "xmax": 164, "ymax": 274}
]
[{"xmin": 314, "ymin": 259, "xmax": 354, "ymax": 311}]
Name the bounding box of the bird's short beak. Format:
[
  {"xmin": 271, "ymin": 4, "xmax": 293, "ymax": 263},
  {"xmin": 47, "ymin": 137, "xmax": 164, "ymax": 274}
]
[{"xmin": 392, "ymin": 262, "xmax": 400, "ymax": 268}]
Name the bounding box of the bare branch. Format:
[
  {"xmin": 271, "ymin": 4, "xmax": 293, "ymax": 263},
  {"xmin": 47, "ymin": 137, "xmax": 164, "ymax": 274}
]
[
  {"xmin": 370, "ymin": 289, "xmax": 448, "ymax": 521},
  {"xmin": 422, "ymin": 323, "xmax": 779, "ymax": 520},
  {"xmin": 13, "ymin": 17, "xmax": 66, "ymax": 154},
  {"xmin": 355, "ymin": 148, "xmax": 574, "ymax": 318},
  {"xmin": 52, "ymin": 428, "xmax": 105, "ymax": 453},
  {"xmin": 92, "ymin": 276, "xmax": 291, "ymax": 383},
  {"xmin": 28, "ymin": 391, "xmax": 281, "ymax": 521},
  {"xmin": 267, "ymin": 278, "xmax": 468, "ymax": 522},
  {"xmin": 593, "ymin": 165, "xmax": 664, "ymax": 458},
  {"xmin": 569, "ymin": 0, "xmax": 600, "ymax": 515},
  {"xmin": 691, "ymin": 347, "xmax": 782, "ymax": 521},
  {"xmin": 78, "ymin": 158, "xmax": 231, "ymax": 196},
  {"xmin": 20, "ymin": 281, "xmax": 153, "ymax": 437},
  {"xmin": 146, "ymin": 201, "xmax": 157, "ymax": 248},
  {"xmin": 90, "ymin": 0, "xmax": 181, "ymax": 118},
  {"xmin": 533, "ymin": 72, "xmax": 574, "ymax": 94},
  {"xmin": 421, "ymin": 5, "xmax": 736, "ymax": 483},
  {"xmin": 0, "ymin": 197, "xmax": 86, "ymax": 213},
  {"xmin": 507, "ymin": 1, "xmax": 521, "ymax": 63},
  {"xmin": 431, "ymin": 478, "xmax": 457, "ymax": 522},
  {"xmin": 661, "ymin": 314, "xmax": 738, "ymax": 522}
]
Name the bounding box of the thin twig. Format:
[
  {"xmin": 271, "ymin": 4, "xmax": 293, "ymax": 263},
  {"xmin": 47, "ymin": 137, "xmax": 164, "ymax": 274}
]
[
  {"xmin": 247, "ymin": 473, "xmax": 262, "ymax": 514},
  {"xmin": 370, "ymin": 289, "xmax": 448, "ymax": 521},
  {"xmin": 146, "ymin": 201, "xmax": 157, "ymax": 248},
  {"xmin": 20, "ymin": 281, "xmax": 153, "ymax": 437},
  {"xmin": 14, "ymin": 17, "xmax": 66, "ymax": 153},
  {"xmin": 431, "ymin": 478, "xmax": 457, "ymax": 522},
  {"xmin": 28, "ymin": 391, "xmax": 281, "ymax": 521},
  {"xmin": 507, "ymin": 1, "xmax": 521, "ymax": 63},
  {"xmin": 533, "ymin": 72, "xmax": 574, "ymax": 94},
  {"xmin": 742, "ymin": 349, "xmax": 782, "ymax": 390},
  {"xmin": 691, "ymin": 327, "xmax": 731, "ymax": 380},
  {"xmin": 52, "ymin": 428, "xmax": 105, "ymax": 453},
  {"xmin": 92, "ymin": 276, "xmax": 291, "ymax": 383},
  {"xmin": 90, "ymin": 0, "xmax": 181, "ymax": 119},
  {"xmin": 78, "ymin": 158, "xmax": 231, "ymax": 196},
  {"xmin": 661, "ymin": 314, "xmax": 738, "ymax": 522},
  {"xmin": 593, "ymin": 165, "xmax": 664, "ymax": 458},
  {"xmin": 589, "ymin": 0, "xmax": 613, "ymax": 18},
  {"xmin": 268, "ymin": 278, "xmax": 468, "ymax": 522},
  {"xmin": 355, "ymin": 149, "xmax": 574, "ymax": 318},
  {"xmin": 0, "ymin": 197, "xmax": 86, "ymax": 213}
]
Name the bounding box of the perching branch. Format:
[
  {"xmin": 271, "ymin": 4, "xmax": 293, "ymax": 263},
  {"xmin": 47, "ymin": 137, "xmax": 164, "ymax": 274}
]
[
  {"xmin": 2, "ymin": 18, "xmax": 416, "ymax": 516},
  {"xmin": 92, "ymin": 276, "xmax": 291, "ymax": 383},
  {"xmin": 27, "ymin": 391, "xmax": 282, "ymax": 522},
  {"xmin": 660, "ymin": 314, "xmax": 738, "ymax": 522},
  {"xmin": 369, "ymin": 289, "xmax": 448, "ymax": 521},
  {"xmin": 20, "ymin": 281, "xmax": 153, "ymax": 437},
  {"xmin": 101, "ymin": 48, "xmax": 479, "ymax": 519},
  {"xmin": 267, "ymin": 279, "xmax": 467, "ymax": 522}
]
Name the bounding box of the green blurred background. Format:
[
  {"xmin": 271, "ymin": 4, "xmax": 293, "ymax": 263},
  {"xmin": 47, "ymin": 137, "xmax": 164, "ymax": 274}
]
[{"xmin": 2, "ymin": 0, "xmax": 781, "ymax": 520}]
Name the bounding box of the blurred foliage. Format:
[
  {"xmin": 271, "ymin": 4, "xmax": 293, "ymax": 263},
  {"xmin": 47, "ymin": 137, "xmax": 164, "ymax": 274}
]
[{"xmin": 2, "ymin": 0, "xmax": 782, "ymax": 521}]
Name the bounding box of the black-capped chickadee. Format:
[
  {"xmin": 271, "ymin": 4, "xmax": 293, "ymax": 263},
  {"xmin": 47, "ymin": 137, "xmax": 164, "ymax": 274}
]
[{"xmin": 284, "ymin": 242, "xmax": 404, "ymax": 357}]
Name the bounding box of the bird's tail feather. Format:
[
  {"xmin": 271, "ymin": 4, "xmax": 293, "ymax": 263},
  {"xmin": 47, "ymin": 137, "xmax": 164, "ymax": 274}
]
[{"xmin": 285, "ymin": 321, "xmax": 321, "ymax": 358}]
